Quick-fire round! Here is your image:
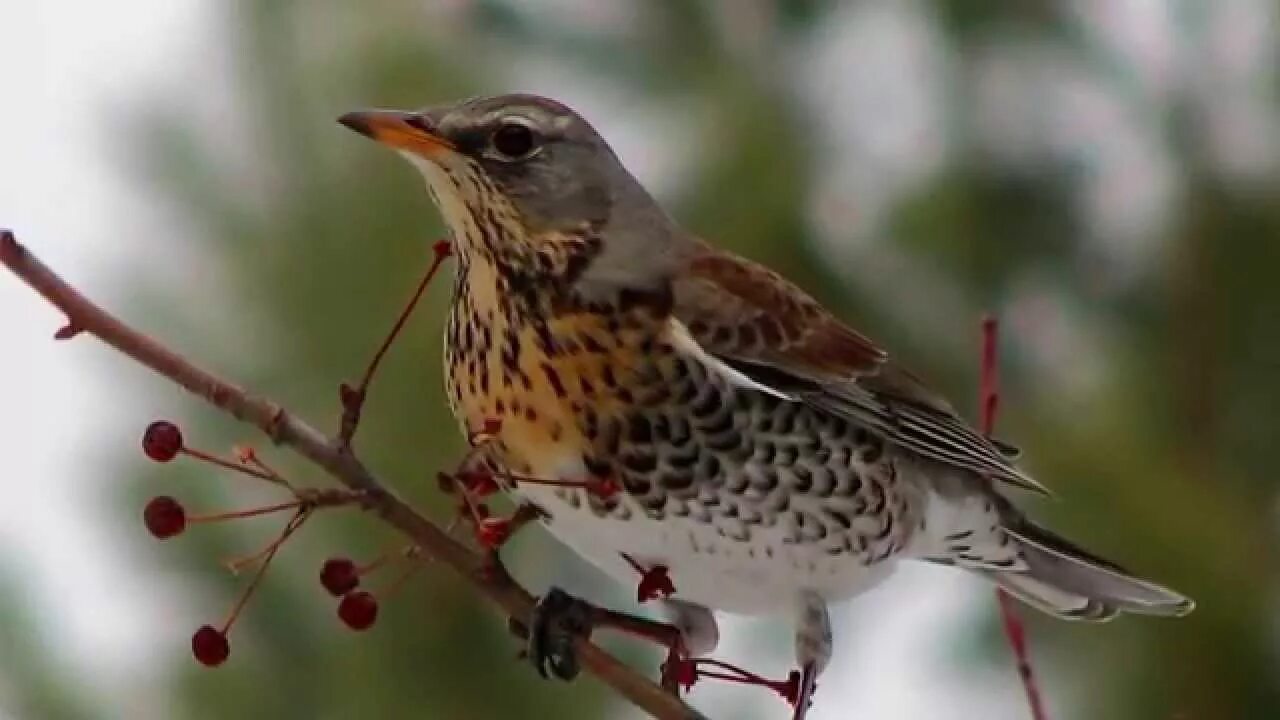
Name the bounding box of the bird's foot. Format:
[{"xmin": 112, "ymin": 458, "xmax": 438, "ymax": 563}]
[
  {"xmin": 524, "ymin": 587, "xmax": 687, "ymax": 683},
  {"xmin": 663, "ymin": 656, "xmax": 807, "ymax": 707},
  {"xmin": 791, "ymin": 662, "xmax": 819, "ymax": 720},
  {"xmin": 527, "ymin": 587, "xmax": 593, "ymax": 680}
]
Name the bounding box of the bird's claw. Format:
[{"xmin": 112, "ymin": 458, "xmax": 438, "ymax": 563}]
[{"xmin": 527, "ymin": 587, "xmax": 593, "ymax": 681}]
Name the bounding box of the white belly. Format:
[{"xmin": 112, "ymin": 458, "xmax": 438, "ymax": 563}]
[{"xmin": 518, "ymin": 482, "xmax": 899, "ymax": 615}]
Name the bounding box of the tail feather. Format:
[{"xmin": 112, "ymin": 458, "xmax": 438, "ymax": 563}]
[
  {"xmin": 998, "ymin": 519, "xmax": 1194, "ymax": 621},
  {"xmin": 990, "ymin": 572, "xmax": 1118, "ymax": 621}
]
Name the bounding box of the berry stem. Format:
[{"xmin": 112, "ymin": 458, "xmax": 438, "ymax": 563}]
[
  {"xmin": 181, "ymin": 446, "xmax": 280, "ymax": 484},
  {"xmin": 374, "ymin": 556, "xmax": 422, "ymax": 599},
  {"xmin": 219, "ymin": 509, "xmax": 309, "ymax": 633},
  {"xmin": 979, "ymin": 315, "xmax": 1049, "ymax": 720},
  {"xmin": 235, "ymin": 446, "xmax": 294, "ymax": 490},
  {"xmin": 339, "ymin": 239, "xmax": 452, "ymax": 447},
  {"xmin": 357, "ymin": 542, "xmax": 409, "ymax": 576},
  {"xmin": 498, "ymin": 471, "xmax": 618, "ymax": 497},
  {"xmin": 193, "ymin": 500, "xmax": 304, "ymax": 525},
  {"xmin": 223, "ymin": 508, "xmax": 311, "ymax": 575}
]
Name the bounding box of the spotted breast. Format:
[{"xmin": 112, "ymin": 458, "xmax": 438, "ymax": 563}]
[{"xmin": 445, "ymin": 251, "xmax": 924, "ymax": 614}]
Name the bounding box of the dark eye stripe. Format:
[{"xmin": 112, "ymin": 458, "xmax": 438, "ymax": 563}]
[{"xmin": 449, "ymin": 127, "xmax": 488, "ymax": 156}]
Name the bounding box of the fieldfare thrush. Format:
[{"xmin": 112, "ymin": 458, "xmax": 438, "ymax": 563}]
[{"xmin": 339, "ymin": 94, "xmax": 1192, "ymax": 715}]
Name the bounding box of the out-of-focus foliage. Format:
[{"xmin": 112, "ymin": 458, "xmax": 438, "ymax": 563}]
[{"xmin": 7, "ymin": 1, "xmax": 1277, "ymax": 718}]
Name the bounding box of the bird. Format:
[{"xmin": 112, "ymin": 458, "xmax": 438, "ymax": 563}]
[{"xmin": 338, "ymin": 94, "xmax": 1193, "ymax": 715}]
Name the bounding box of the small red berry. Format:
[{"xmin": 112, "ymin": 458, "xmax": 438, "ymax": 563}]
[
  {"xmin": 459, "ymin": 470, "xmax": 499, "ymax": 497},
  {"xmin": 191, "ymin": 625, "xmax": 229, "ymax": 667},
  {"xmin": 143, "ymin": 496, "xmax": 186, "ymax": 539},
  {"xmin": 590, "ymin": 476, "xmax": 621, "ymax": 499},
  {"xmin": 142, "ymin": 421, "xmax": 183, "ymax": 462},
  {"xmin": 636, "ymin": 565, "xmax": 676, "ymax": 603},
  {"xmin": 432, "ymin": 239, "xmax": 453, "ymax": 258},
  {"xmin": 337, "ymin": 591, "xmax": 378, "ymax": 631},
  {"xmin": 319, "ymin": 557, "xmax": 359, "ymax": 597},
  {"xmin": 476, "ymin": 517, "xmax": 512, "ymax": 549}
]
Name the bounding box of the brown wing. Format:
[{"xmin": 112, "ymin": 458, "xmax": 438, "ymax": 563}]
[
  {"xmin": 672, "ymin": 246, "xmax": 1045, "ymax": 495},
  {"xmin": 675, "ymin": 248, "xmax": 887, "ymax": 381}
]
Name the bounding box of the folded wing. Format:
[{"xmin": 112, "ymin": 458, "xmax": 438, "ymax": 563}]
[{"xmin": 673, "ymin": 245, "xmax": 1047, "ymax": 496}]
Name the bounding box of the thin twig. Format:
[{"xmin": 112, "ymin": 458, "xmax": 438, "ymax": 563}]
[
  {"xmin": 980, "ymin": 315, "xmax": 1049, "ymax": 720},
  {"xmin": 337, "ymin": 238, "xmax": 453, "ymax": 447},
  {"xmin": 0, "ymin": 229, "xmax": 707, "ymax": 720}
]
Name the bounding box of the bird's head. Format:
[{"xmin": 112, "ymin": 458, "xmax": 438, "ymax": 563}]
[{"xmin": 340, "ymin": 94, "xmax": 688, "ymax": 299}]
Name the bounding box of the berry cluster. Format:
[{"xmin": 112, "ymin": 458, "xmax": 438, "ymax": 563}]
[
  {"xmin": 141, "ymin": 414, "xmax": 623, "ymax": 670},
  {"xmin": 318, "ymin": 545, "xmax": 424, "ymax": 632},
  {"xmin": 140, "ymin": 420, "xmax": 414, "ymax": 666}
]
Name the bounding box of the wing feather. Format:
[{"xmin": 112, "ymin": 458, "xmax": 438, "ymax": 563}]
[{"xmin": 673, "ymin": 246, "xmax": 1048, "ymax": 495}]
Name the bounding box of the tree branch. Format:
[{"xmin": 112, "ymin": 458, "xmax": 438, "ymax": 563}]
[{"xmin": 0, "ymin": 229, "xmax": 707, "ymax": 720}]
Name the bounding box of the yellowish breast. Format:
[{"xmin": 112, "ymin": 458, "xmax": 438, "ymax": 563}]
[{"xmin": 444, "ymin": 260, "xmax": 663, "ymax": 478}]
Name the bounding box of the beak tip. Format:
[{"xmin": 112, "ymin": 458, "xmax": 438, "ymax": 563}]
[{"xmin": 338, "ymin": 111, "xmax": 373, "ymax": 138}]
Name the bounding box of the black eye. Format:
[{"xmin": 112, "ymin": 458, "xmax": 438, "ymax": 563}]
[{"xmin": 490, "ymin": 122, "xmax": 537, "ymax": 160}]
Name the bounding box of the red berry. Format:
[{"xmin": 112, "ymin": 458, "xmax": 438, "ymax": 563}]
[
  {"xmin": 144, "ymin": 496, "xmax": 186, "ymax": 539},
  {"xmin": 191, "ymin": 625, "xmax": 229, "ymax": 667},
  {"xmin": 636, "ymin": 565, "xmax": 675, "ymax": 603},
  {"xmin": 320, "ymin": 557, "xmax": 359, "ymax": 597},
  {"xmin": 142, "ymin": 421, "xmax": 183, "ymax": 462},
  {"xmin": 458, "ymin": 470, "xmax": 499, "ymax": 497},
  {"xmin": 590, "ymin": 476, "xmax": 621, "ymax": 499},
  {"xmin": 337, "ymin": 591, "xmax": 378, "ymax": 631},
  {"xmin": 432, "ymin": 239, "xmax": 453, "ymax": 258},
  {"xmin": 476, "ymin": 517, "xmax": 511, "ymax": 549}
]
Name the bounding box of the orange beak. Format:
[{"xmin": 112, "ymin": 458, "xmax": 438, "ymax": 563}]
[{"xmin": 337, "ymin": 109, "xmax": 456, "ymax": 155}]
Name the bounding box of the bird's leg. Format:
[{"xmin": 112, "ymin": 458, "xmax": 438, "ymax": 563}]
[
  {"xmin": 336, "ymin": 238, "xmax": 452, "ymax": 448},
  {"xmin": 790, "ymin": 590, "xmax": 832, "ymax": 720},
  {"xmin": 525, "ymin": 587, "xmax": 687, "ymax": 683},
  {"xmin": 523, "ymin": 589, "xmax": 812, "ymax": 707}
]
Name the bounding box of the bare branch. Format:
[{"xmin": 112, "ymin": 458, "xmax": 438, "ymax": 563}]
[{"xmin": 0, "ymin": 229, "xmax": 707, "ymax": 720}]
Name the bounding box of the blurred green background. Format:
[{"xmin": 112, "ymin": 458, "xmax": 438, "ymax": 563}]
[{"xmin": 2, "ymin": 1, "xmax": 1277, "ymax": 718}]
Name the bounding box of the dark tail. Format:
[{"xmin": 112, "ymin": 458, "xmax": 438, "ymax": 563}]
[{"xmin": 993, "ymin": 518, "xmax": 1194, "ymax": 622}]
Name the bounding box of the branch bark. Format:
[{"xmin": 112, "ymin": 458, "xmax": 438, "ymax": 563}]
[{"xmin": 0, "ymin": 229, "xmax": 707, "ymax": 720}]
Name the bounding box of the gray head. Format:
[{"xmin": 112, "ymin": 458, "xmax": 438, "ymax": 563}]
[{"xmin": 340, "ymin": 94, "xmax": 689, "ymax": 293}]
